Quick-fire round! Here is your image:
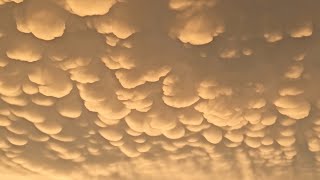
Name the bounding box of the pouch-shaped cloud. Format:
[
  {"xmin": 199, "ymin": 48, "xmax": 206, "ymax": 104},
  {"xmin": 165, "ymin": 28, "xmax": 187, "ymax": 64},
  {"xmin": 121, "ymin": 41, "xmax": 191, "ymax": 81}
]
[
  {"xmin": 202, "ymin": 126, "xmax": 223, "ymax": 144},
  {"xmin": 14, "ymin": 0, "xmax": 66, "ymax": 40},
  {"xmin": 56, "ymin": 92, "xmax": 82, "ymax": 118},
  {"xmin": 6, "ymin": 34, "xmax": 43, "ymax": 62},
  {"xmin": 88, "ymin": 3, "xmax": 136, "ymax": 39},
  {"xmin": 169, "ymin": 0, "xmax": 223, "ymax": 45},
  {"xmin": 65, "ymin": 0, "xmax": 116, "ymax": 17},
  {"xmin": 0, "ymin": 0, "xmax": 320, "ymax": 180},
  {"xmin": 28, "ymin": 63, "xmax": 73, "ymax": 98},
  {"xmin": 0, "ymin": 0, "xmax": 23, "ymax": 5},
  {"xmin": 172, "ymin": 14, "xmax": 225, "ymax": 45},
  {"xmin": 162, "ymin": 73, "xmax": 199, "ymax": 108},
  {"xmin": 274, "ymin": 95, "xmax": 311, "ymax": 119},
  {"xmin": 288, "ymin": 21, "xmax": 313, "ymax": 38}
]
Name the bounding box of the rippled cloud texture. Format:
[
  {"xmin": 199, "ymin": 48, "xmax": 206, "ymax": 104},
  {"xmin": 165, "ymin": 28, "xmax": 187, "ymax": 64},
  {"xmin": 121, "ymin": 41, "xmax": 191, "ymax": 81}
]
[{"xmin": 0, "ymin": 0, "xmax": 320, "ymax": 179}]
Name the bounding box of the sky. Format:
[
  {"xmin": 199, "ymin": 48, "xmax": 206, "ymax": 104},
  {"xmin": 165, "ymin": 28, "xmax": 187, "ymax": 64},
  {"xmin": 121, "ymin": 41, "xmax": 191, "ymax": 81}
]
[{"xmin": 0, "ymin": 0, "xmax": 320, "ymax": 179}]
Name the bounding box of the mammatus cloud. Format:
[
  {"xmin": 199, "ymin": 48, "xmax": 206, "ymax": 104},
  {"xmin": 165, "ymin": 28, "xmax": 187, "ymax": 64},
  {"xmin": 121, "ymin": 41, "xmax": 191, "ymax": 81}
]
[{"xmin": 0, "ymin": 0, "xmax": 320, "ymax": 179}]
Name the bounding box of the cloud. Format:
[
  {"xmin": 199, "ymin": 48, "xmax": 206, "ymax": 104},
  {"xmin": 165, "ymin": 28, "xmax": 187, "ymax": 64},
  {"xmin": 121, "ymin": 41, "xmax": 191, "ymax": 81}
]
[
  {"xmin": 6, "ymin": 34, "xmax": 44, "ymax": 62},
  {"xmin": 0, "ymin": 0, "xmax": 23, "ymax": 5},
  {"xmin": 65, "ymin": 0, "xmax": 116, "ymax": 17},
  {"xmin": 14, "ymin": 0, "xmax": 66, "ymax": 40},
  {"xmin": 0, "ymin": 0, "xmax": 319, "ymax": 180}
]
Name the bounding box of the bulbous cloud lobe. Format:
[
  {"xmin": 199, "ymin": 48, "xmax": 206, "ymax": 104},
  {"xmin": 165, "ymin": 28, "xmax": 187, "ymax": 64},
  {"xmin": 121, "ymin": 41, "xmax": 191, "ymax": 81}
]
[{"xmin": 0, "ymin": 0, "xmax": 320, "ymax": 180}]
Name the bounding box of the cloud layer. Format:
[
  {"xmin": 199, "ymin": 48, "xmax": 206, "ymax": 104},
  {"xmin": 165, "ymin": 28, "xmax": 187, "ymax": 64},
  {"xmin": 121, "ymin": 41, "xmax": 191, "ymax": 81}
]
[{"xmin": 0, "ymin": 0, "xmax": 320, "ymax": 179}]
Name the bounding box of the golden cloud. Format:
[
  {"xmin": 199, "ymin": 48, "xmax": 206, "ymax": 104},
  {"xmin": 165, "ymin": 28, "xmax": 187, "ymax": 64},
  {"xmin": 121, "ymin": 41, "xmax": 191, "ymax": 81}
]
[{"xmin": 0, "ymin": 0, "xmax": 319, "ymax": 180}]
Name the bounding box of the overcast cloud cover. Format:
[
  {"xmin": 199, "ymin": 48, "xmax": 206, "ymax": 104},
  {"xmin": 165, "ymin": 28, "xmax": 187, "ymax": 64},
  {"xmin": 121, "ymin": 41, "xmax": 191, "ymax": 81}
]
[{"xmin": 0, "ymin": 0, "xmax": 320, "ymax": 179}]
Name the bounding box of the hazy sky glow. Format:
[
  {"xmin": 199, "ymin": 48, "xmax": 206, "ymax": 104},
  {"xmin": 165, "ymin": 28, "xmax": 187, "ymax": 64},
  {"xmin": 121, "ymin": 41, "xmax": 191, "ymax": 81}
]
[{"xmin": 0, "ymin": 0, "xmax": 320, "ymax": 179}]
